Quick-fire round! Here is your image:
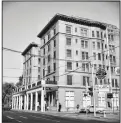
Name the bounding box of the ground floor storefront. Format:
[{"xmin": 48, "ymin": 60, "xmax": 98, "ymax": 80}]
[{"xmin": 12, "ymin": 86, "xmax": 119, "ymax": 112}]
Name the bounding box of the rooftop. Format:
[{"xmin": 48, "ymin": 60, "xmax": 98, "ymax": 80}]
[
  {"xmin": 37, "ymin": 13, "xmax": 118, "ymax": 38},
  {"xmin": 22, "ymin": 42, "xmax": 38, "ymax": 56}
]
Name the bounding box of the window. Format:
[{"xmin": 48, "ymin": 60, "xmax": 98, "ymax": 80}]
[
  {"xmin": 43, "ymin": 38, "xmax": 45, "ymax": 44},
  {"xmin": 53, "ymin": 76, "xmax": 56, "ymax": 82},
  {"xmin": 94, "ymin": 64, "xmax": 97, "ymax": 70},
  {"xmin": 65, "ymin": 91, "xmax": 74, "ymax": 108},
  {"xmin": 38, "ymin": 75, "xmax": 40, "ymax": 80},
  {"xmin": 104, "ymin": 79, "xmax": 107, "ymax": 84},
  {"xmin": 53, "ymin": 63, "xmax": 56, "ymax": 71},
  {"xmin": 38, "ymin": 58, "xmax": 41, "ymax": 64},
  {"xmin": 100, "ymin": 80, "xmax": 102, "ymax": 85},
  {"xmin": 92, "ymin": 31, "xmax": 95, "ymax": 37},
  {"xmin": 82, "ymin": 52, "xmax": 88, "ymax": 60},
  {"xmin": 75, "ymin": 27, "xmax": 77, "ymax": 32},
  {"xmin": 115, "ymin": 79, "xmax": 118, "ymax": 87},
  {"xmin": 97, "ymin": 42, "xmax": 100, "ymax": 49},
  {"xmin": 81, "ymin": 40, "xmax": 84, "ymax": 48},
  {"xmin": 99, "ymin": 64, "xmax": 102, "ymax": 68},
  {"xmin": 95, "ymin": 78, "xmax": 97, "ymax": 85},
  {"xmin": 81, "ymin": 28, "xmax": 88, "ymax": 37},
  {"xmin": 67, "ymin": 75, "xmax": 72, "ymax": 85},
  {"xmin": 76, "ymin": 50, "xmax": 78, "ymax": 55},
  {"xmin": 113, "ymin": 56, "xmax": 116, "ymax": 63},
  {"xmin": 48, "ymin": 66, "xmax": 50, "ymax": 73},
  {"xmin": 67, "ymin": 49, "xmax": 72, "ymax": 57},
  {"xmin": 93, "ymin": 52, "xmax": 96, "ymax": 60},
  {"xmin": 54, "ymin": 28, "xmax": 56, "ymax": 35},
  {"xmin": 104, "ymin": 33, "xmax": 106, "ymax": 38},
  {"xmin": 54, "ymin": 39, "xmax": 56, "ymax": 47},
  {"xmin": 101, "ymin": 32, "xmax": 103, "ymax": 39},
  {"xmin": 76, "ymin": 62, "xmax": 78, "ymax": 67},
  {"xmin": 48, "ymin": 44, "xmax": 51, "ymax": 52},
  {"xmin": 67, "ymin": 62, "xmax": 72, "ymax": 70},
  {"xmin": 38, "ymin": 67, "xmax": 40, "ymax": 72},
  {"xmin": 106, "ymin": 55, "xmax": 107, "ymax": 59},
  {"xmin": 82, "ymin": 63, "xmax": 85, "ymax": 71},
  {"xmin": 54, "ymin": 51, "xmax": 56, "ymax": 59},
  {"xmin": 92, "ymin": 42, "xmax": 95, "ymax": 49},
  {"xmin": 102, "ymin": 54, "xmax": 104, "ymax": 61},
  {"xmin": 97, "ymin": 31, "xmax": 99, "ymax": 38},
  {"xmin": 82, "ymin": 63, "xmax": 89, "ymax": 72},
  {"xmin": 98, "ymin": 53, "xmax": 101, "ymax": 60},
  {"xmin": 43, "ymin": 48, "xmax": 45, "ymax": 55},
  {"xmin": 83, "ymin": 76, "xmax": 89, "ymax": 86},
  {"xmin": 43, "ymin": 58, "xmax": 45, "ymax": 65},
  {"xmin": 81, "ymin": 40, "xmax": 88, "ymax": 48},
  {"xmin": 66, "ymin": 26, "xmax": 71, "ymax": 34},
  {"xmin": 75, "ymin": 39, "xmax": 78, "ymax": 43},
  {"xmin": 48, "ymin": 55, "xmax": 50, "ymax": 62},
  {"xmin": 112, "ymin": 79, "xmax": 114, "ymax": 87},
  {"xmin": 66, "ymin": 37, "xmax": 71, "ymax": 45},
  {"xmin": 102, "ymin": 43, "xmax": 103, "ymax": 50},
  {"xmin": 48, "ymin": 33, "xmax": 50, "ymax": 40},
  {"xmin": 43, "ymin": 69, "xmax": 45, "ymax": 77},
  {"xmin": 111, "ymin": 67, "xmax": 113, "ymax": 73},
  {"xmin": 105, "ymin": 44, "xmax": 107, "ymax": 49}
]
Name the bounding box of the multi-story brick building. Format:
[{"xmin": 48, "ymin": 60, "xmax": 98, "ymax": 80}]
[{"xmin": 12, "ymin": 14, "xmax": 119, "ymax": 112}]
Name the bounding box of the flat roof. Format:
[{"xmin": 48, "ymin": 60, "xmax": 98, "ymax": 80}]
[
  {"xmin": 37, "ymin": 13, "xmax": 117, "ymax": 38},
  {"xmin": 22, "ymin": 42, "xmax": 38, "ymax": 56}
]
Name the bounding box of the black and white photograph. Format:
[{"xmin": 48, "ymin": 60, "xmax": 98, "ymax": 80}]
[{"xmin": 2, "ymin": 1, "xmax": 120, "ymax": 123}]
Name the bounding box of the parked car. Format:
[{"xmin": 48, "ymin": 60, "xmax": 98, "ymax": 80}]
[
  {"xmin": 80, "ymin": 105, "xmax": 106, "ymax": 113},
  {"xmin": 2, "ymin": 105, "xmax": 11, "ymax": 111}
]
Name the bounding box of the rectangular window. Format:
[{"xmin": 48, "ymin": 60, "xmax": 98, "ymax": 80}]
[
  {"xmin": 92, "ymin": 31, "xmax": 95, "ymax": 37},
  {"xmin": 38, "ymin": 58, "xmax": 41, "ymax": 64},
  {"xmin": 53, "ymin": 63, "xmax": 56, "ymax": 71},
  {"xmin": 81, "ymin": 40, "xmax": 84, "ymax": 48},
  {"xmin": 95, "ymin": 78, "xmax": 97, "ymax": 85},
  {"xmin": 48, "ymin": 55, "xmax": 50, "ymax": 62},
  {"xmin": 93, "ymin": 52, "xmax": 96, "ymax": 60},
  {"xmin": 97, "ymin": 42, "xmax": 100, "ymax": 49},
  {"xmin": 67, "ymin": 62, "xmax": 72, "ymax": 70},
  {"xmin": 76, "ymin": 62, "xmax": 78, "ymax": 67},
  {"xmin": 113, "ymin": 56, "xmax": 116, "ymax": 63},
  {"xmin": 82, "ymin": 63, "xmax": 85, "ymax": 71},
  {"xmin": 66, "ymin": 26, "xmax": 71, "ymax": 34},
  {"xmin": 76, "ymin": 50, "xmax": 78, "ymax": 55},
  {"xmin": 94, "ymin": 64, "xmax": 97, "ymax": 70},
  {"xmin": 48, "ymin": 66, "xmax": 50, "ymax": 73},
  {"xmin": 102, "ymin": 54, "xmax": 104, "ymax": 61},
  {"xmin": 92, "ymin": 42, "xmax": 95, "ymax": 49},
  {"xmin": 98, "ymin": 53, "xmax": 101, "ymax": 60},
  {"xmin": 66, "ymin": 37, "xmax": 71, "ymax": 45},
  {"xmin": 54, "ymin": 39, "xmax": 56, "ymax": 47},
  {"xmin": 43, "ymin": 69, "xmax": 45, "ymax": 77},
  {"xmin": 85, "ymin": 41, "xmax": 88, "ymax": 48},
  {"xmin": 75, "ymin": 27, "xmax": 77, "ymax": 32},
  {"xmin": 53, "ymin": 76, "xmax": 56, "ymax": 82},
  {"xmin": 115, "ymin": 79, "xmax": 118, "ymax": 87},
  {"xmin": 86, "ymin": 52, "xmax": 88, "ymax": 60},
  {"xmin": 38, "ymin": 75, "xmax": 40, "ymax": 80},
  {"xmin": 82, "ymin": 52, "xmax": 85, "ymax": 60},
  {"xmin": 67, "ymin": 49, "xmax": 72, "ymax": 57},
  {"xmin": 112, "ymin": 79, "xmax": 114, "ymax": 87},
  {"xmin": 43, "ymin": 58, "xmax": 45, "ymax": 65},
  {"xmin": 38, "ymin": 67, "xmax": 40, "ymax": 72},
  {"xmin": 43, "ymin": 38, "xmax": 45, "ymax": 44},
  {"xmin": 97, "ymin": 31, "xmax": 99, "ymax": 38},
  {"xmin": 82, "ymin": 52, "xmax": 88, "ymax": 60},
  {"xmin": 102, "ymin": 43, "xmax": 103, "ymax": 50},
  {"xmin": 101, "ymin": 32, "xmax": 103, "ymax": 39},
  {"xmin": 81, "ymin": 28, "xmax": 88, "ymax": 37},
  {"xmin": 48, "ymin": 44, "xmax": 50, "ymax": 52},
  {"xmin": 67, "ymin": 75, "xmax": 72, "ymax": 85},
  {"xmin": 54, "ymin": 28, "xmax": 56, "ymax": 35},
  {"xmin": 43, "ymin": 48, "xmax": 45, "ymax": 55},
  {"xmin": 111, "ymin": 67, "xmax": 113, "ymax": 73},
  {"xmin": 54, "ymin": 51, "xmax": 56, "ymax": 59},
  {"xmin": 48, "ymin": 33, "xmax": 50, "ymax": 40},
  {"xmin": 100, "ymin": 80, "xmax": 102, "ymax": 85},
  {"xmin": 83, "ymin": 76, "xmax": 86, "ymax": 86}
]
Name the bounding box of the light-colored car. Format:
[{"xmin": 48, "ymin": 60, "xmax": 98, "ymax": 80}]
[{"xmin": 80, "ymin": 105, "xmax": 106, "ymax": 113}]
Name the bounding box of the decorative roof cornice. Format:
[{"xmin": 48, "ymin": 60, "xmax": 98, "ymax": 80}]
[
  {"xmin": 37, "ymin": 13, "xmax": 110, "ymax": 38},
  {"xmin": 22, "ymin": 42, "xmax": 38, "ymax": 56}
]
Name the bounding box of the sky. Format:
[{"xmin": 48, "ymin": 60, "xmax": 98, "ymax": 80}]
[{"xmin": 3, "ymin": 2, "xmax": 119, "ymax": 84}]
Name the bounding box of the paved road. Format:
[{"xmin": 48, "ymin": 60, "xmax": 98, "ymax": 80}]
[{"xmin": 2, "ymin": 110, "xmax": 119, "ymax": 123}]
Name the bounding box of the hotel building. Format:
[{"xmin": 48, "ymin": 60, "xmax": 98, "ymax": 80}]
[{"xmin": 12, "ymin": 14, "xmax": 119, "ymax": 112}]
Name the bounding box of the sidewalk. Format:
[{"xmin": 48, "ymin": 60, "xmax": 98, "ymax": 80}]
[{"xmin": 12, "ymin": 109, "xmax": 120, "ymax": 122}]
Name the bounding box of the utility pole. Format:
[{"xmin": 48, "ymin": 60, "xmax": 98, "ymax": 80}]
[{"xmin": 91, "ymin": 61, "xmax": 96, "ymax": 117}]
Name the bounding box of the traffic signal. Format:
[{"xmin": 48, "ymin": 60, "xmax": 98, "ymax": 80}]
[
  {"xmin": 107, "ymin": 93, "xmax": 113, "ymax": 98},
  {"xmin": 88, "ymin": 87, "xmax": 93, "ymax": 96}
]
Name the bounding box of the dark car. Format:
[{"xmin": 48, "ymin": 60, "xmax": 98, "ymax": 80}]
[{"xmin": 3, "ymin": 105, "xmax": 11, "ymax": 111}]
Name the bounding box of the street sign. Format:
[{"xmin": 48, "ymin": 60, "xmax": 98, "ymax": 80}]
[{"xmin": 96, "ymin": 68, "xmax": 107, "ymax": 79}]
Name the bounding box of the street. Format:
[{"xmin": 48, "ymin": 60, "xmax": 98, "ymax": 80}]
[{"xmin": 2, "ymin": 110, "xmax": 120, "ymax": 123}]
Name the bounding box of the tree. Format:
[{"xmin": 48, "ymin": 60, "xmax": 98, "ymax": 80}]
[
  {"xmin": 2, "ymin": 83, "xmax": 15, "ymax": 105},
  {"xmin": 16, "ymin": 75, "xmax": 23, "ymax": 87}
]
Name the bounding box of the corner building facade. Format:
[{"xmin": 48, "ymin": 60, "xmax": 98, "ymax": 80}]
[{"xmin": 12, "ymin": 14, "xmax": 119, "ymax": 112}]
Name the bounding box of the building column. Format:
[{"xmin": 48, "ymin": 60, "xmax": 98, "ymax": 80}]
[
  {"xmin": 30, "ymin": 93, "xmax": 33, "ymax": 110},
  {"xmin": 21, "ymin": 96, "xmax": 23, "ymax": 110},
  {"xmin": 51, "ymin": 92, "xmax": 53, "ymax": 106},
  {"xmin": 24, "ymin": 95, "xmax": 26, "ymax": 110},
  {"xmin": 16, "ymin": 96, "xmax": 18, "ymax": 109},
  {"xmin": 26, "ymin": 93, "xmax": 29, "ymax": 110},
  {"xmin": 49, "ymin": 93, "xmax": 50, "ymax": 106},
  {"xmin": 41, "ymin": 88, "xmax": 44, "ymax": 112},
  {"xmin": 35, "ymin": 91, "xmax": 38, "ymax": 111},
  {"xmin": 12, "ymin": 96, "xmax": 14, "ymax": 109},
  {"xmin": 14, "ymin": 97, "xmax": 16, "ymax": 109},
  {"xmin": 19, "ymin": 95, "xmax": 21, "ymax": 110}
]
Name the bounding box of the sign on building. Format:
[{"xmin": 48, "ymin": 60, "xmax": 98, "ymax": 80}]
[{"xmin": 96, "ymin": 68, "xmax": 107, "ymax": 79}]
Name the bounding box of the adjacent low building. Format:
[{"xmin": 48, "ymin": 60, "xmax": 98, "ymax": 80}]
[{"xmin": 12, "ymin": 13, "xmax": 120, "ymax": 112}]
